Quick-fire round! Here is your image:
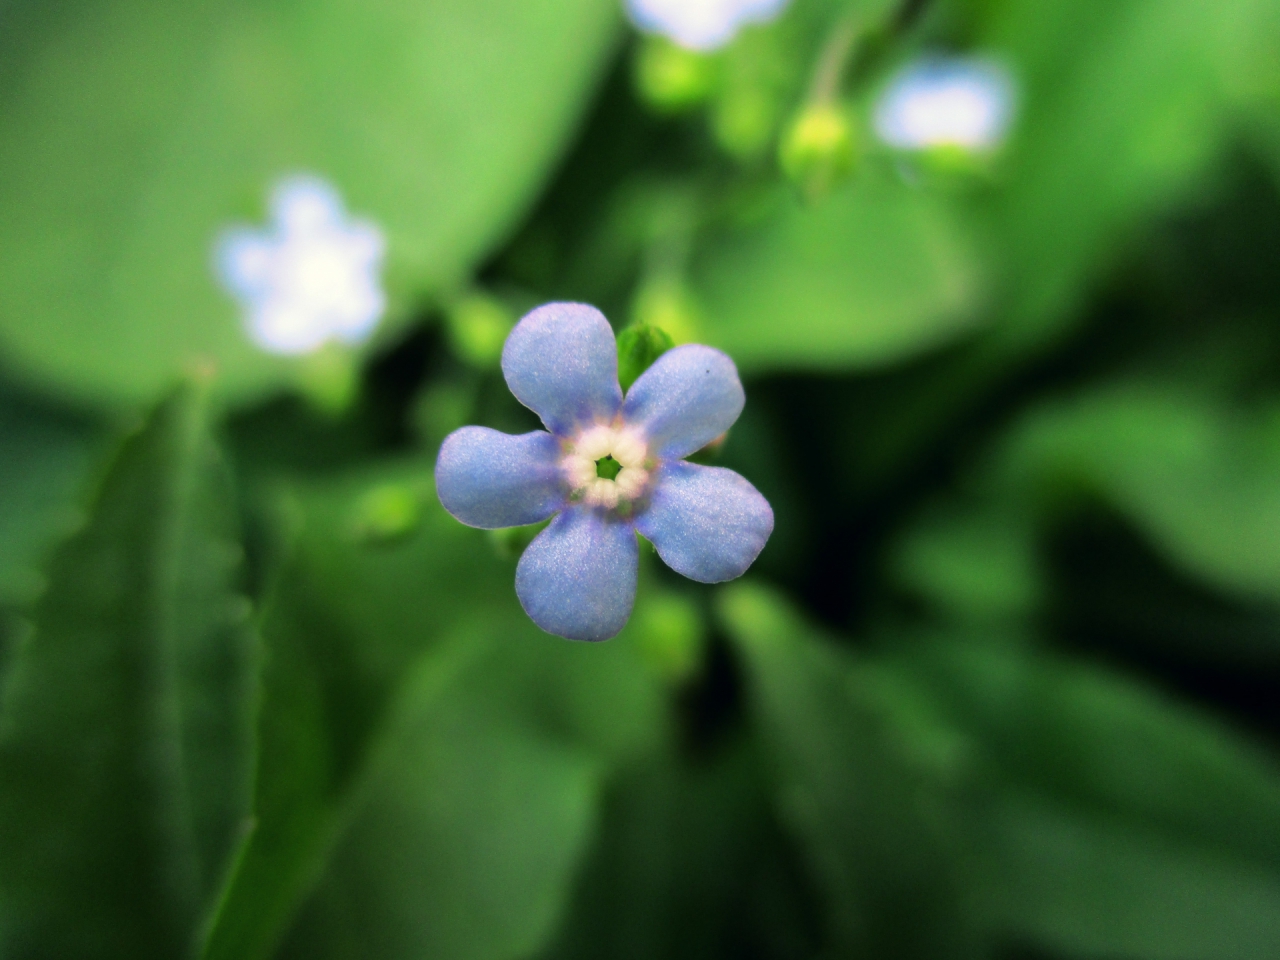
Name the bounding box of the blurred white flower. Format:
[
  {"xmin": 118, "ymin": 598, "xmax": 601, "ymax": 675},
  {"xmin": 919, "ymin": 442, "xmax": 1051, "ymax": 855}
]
[
  {"xmin": 216, "ymin": 176, "xmax": 386, "ymax": 355},
  {"xmin": 874, "ymin": 56, "xmax": 1015, "ymax": 151},
  {"xmin": 626, "ymin": 0, "xmax": 791, "ymax": 51}
]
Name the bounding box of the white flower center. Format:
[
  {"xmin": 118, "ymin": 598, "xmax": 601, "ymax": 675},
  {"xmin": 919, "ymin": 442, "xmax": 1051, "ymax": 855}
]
[{"xmin": 563, "ymin": 424, "xmax": 650, "ymax": 509}]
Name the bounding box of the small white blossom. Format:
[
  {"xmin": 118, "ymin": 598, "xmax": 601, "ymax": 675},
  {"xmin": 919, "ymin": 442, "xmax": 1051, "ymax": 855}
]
[
  {"xmin": 875, "ymin": 56, "xmax": 1015, "ymax": 151},
  {"xmin": 626, "ymin": 0, "xmax": 791, "ymax": 51},
  {"xmin": 216, "ymin": 176, "xmax": 386, "ymax": 355}
]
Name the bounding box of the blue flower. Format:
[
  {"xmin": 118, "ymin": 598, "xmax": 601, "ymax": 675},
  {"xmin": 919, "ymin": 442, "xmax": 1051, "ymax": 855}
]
[
  {"xmin": 874, "ymin": 56, "xmax": 1015, "ymax": 152},
  {"xmin": 626, "ymin": 0, "xmax": 791, "ymax": 52},
  {"xmin": 216, "ymin": 175, "xmax": 386, "ymax": 355},
  {"xmin": 435, "ymin": 303, "xmax": 774, "ymax": 641}
]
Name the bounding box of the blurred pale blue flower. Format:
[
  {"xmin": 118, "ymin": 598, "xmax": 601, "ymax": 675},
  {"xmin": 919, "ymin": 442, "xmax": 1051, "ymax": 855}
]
[
  {"xmin": 217, "ymin": 176, "xmax": 386, "ymax": 355},
  {"xmin": 436, "ymin": 303, "xmax": 773, "ymax": 641},
  {"xmin": 875, "ymin": 56, "xmax": 1015, "ymax": 151},
  {"xmin": 626, "ymin": 0, "xmax": 791, "ymax": 51}
]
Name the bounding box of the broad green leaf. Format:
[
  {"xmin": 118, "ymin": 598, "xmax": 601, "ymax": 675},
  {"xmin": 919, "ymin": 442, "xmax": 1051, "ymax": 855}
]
[
  {"xmin": 912, "ymin": 642, "xmax": 1280, "ymax": 868},
  {"xmin": 978, "ymin": 793, "xmax": 1280, "ymax": 960},
  {"xmin": 0, "ymin": 382, "xmax": 258, "ymax": 958},
  {"xmin": 996, "ymin": 384, "xmax": 1280, "ymax": 602},
  {"xmin": 203, "ymin": 600, "xmax": 605, "ymax": 960},
  {"xmin": 276, "ymin": 643, "xmax": 601, "ymax": 960},
  {"xmin": 690, "ymin": 171, "xmax": 981, "ymax": 373},
  {"xmin": 0, "ymin": 0, "xmax": 619, "ymax": 405},
  {"xmin": 541, "ymin": 738, "xmax": 819, "ymax": 960},
  {"xmin": 900, "ymin": 641, "xmax": 1280, "ymax": 959},
  {"xmin": 719, "ymin": 582, "xmax": 983, "ymax": 958},
  {"xmin": 977, "ymin": 793, "xmax": 1280, "ymax": 960},
  {"xmin": 0, "ymin": 391, "xmax": 100, "ymax": 607},
  {"xmin": 979, "ymin": 0, "xmax": 1280, "ymax": 346},
  {"xmin": 891, "ymin": 496, "xmax": 1041, "ymax": 623},
  {"xmin": 202, "ymin": 461, "xmax": 666, "ymax": 960}
]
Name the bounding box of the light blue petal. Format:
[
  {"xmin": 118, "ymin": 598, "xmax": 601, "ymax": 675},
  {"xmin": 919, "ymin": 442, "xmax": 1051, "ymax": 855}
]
[
  {"xmin": 435, "ymin": 427, "xmax": 565, "ymax": 529},
  {"xmin": 516, "ymin": 507, "xmax": 638, "ymax": 641},
  {"xmin": 636, "ymin": 462, "xmax": 773, "ymax": 583},
  {"xmin": 623, "ymin": 344, "xmax": 744, "ymax": 459},
  {"xmin": 501, "ymin": 303, "xmax": 623, "ymax": 437}
]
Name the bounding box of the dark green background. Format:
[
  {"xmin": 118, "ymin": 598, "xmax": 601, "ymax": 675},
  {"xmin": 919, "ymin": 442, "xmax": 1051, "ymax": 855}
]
[{"xmin": 2, "ymin": 0, "xmax": 1280, "ymax": 958}]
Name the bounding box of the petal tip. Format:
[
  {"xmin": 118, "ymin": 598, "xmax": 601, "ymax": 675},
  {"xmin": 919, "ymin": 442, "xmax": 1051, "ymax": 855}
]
[{"xmin": 501, "ymin": 302, "xmax": 623, "ymax": 437}]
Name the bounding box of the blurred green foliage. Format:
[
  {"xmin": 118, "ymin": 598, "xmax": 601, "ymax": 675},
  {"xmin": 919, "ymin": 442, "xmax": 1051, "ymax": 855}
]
[{"xmin": 2, "ymin": 0, "xmax": 1280, "ymax": 958}]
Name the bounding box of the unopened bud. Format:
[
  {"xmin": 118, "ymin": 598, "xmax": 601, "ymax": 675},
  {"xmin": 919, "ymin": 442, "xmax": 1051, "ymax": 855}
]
[
  {"xmin": 297, "ymin": 343, "xmax": 359, "ymax": 416},
  {"xmin": 412, "ymin": 380, "xmax": 475, "ymax": 447},
  {"xmin": 634, "ymin": 36, "xmax": 716, "ymax": 113},
  {"xmin": 351, "ymin": 484, "xmax": 422, "ymax": 545},
  {"xmin": 446, "ymin": 293, "xmax": 514, "ymax": 369},
  {"xmin": 779, "ymin": 103, "xmax": 857, "ymax": 200},
  {"xmin": 713, "ymin": 86, "xmax": 778, "ymax": 160},
  {"xmin": 489, "ymin": 521, "xmax": 549, "ymax": 560},
  {"xmin": 617, "ymin": 322, "xmax": 674, "ymax": 392},
  {"xmin": 632, "ymin": 591, "xmax": 705, "ymax": 685},
  {"xmin": 631, "ymin": 278, "xmax": 700, "ymax": 347}
]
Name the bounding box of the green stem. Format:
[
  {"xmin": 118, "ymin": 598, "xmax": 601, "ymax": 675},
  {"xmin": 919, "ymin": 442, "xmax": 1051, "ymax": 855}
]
[{"xmin": 807, "ymin": 15, "xmax": 860, "ymax": 105}]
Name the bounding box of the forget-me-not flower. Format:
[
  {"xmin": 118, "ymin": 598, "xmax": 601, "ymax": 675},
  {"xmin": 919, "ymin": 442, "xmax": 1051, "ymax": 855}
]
[
  {"xmin": 627, "ymin": 0, "xmax": 792, "ymax": 51},
  {"xmin": 436, "ymin": 303, "xmax": 774, "ymax": 641},
  {"xmin": 216, "ymin": 175, "xmax": 386, "ymax": 355},
  {"xmin": 874, "ymin": 56, "xmax": 1015, "ymax": 152}
]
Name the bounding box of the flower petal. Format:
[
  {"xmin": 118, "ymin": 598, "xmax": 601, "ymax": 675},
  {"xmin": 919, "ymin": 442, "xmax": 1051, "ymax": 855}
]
[
  {"xmin": 435, "ymin": 427, "xmax": 566, "ymax": 529},
  {"xmin": 502, "ymin": 302, "xmax": 623, "ymax": 437},
  {"xmin": 636, "ymin": 462, "xmax": 773, "ymax": 583},
  {"xmin": 516, "ymin": 507, "xmax": 638, "ymax": 641},
  {"xmin": 623, "ymin": 344, "xmax": 744, "ymax": 459}
]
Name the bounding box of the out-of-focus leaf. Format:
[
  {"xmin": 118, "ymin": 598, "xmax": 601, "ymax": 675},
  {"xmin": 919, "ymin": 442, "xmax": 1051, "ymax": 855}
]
[
  {"xmin": 891, "ymin": 495, "xmax": 1041, "ymax": 623},
  {"xmin": 276, "ymin": 642, "xmax": 601, "ymax": 960},
  {"xmin": 542, "ymin": 738, "xmax": 820, "ymax": 960},
  {"xmin": 979, "ymin": 792, "xmax": 1280, "ymax": 960},
  {"xmin": 719, "ymin": 582, "xmax": 983, "ymax": 958},
  {"xmin": 0, "ymin": 0, "xmax": 618, "ymax": 405},
  {"xmin": 0, "ymin": 390, "xmax": 101, "ymax": 608},
  {"xmin": 995, "ymin": 384, "xmax": 1280, "ymax": 603},
  {"xmin": 691, "ymin": 172, "xmax": 981, "ymax": 373},
  {"xmin": 0, "ymin": 381, "xmax": 258, "ymax": 958},
  {"xmin": 980, "ymin": 0, "xmax": 1280, "ymax": 346},
  {"xmin": 900, "ymin": 640, "xmax": 1280, "ymax": 959},
  {"xmin": 202, "ymin": 461, "xmax": 667, "ymax": 960}
]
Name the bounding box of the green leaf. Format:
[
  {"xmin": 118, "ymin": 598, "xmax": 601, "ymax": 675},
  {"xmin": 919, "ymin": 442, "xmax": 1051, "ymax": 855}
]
[
  {"xmin": 690, "ymin": 172, "xmax": 981, "ymax": 373},
  {"xmin": 0, "ymin": 381, "xmax": 258, "ymax": 958},
  {"xmin": 891, "ymin": 496, "xmax": 1042, "ymax": 624},
  {"xmin": 0, "ymin": 0, "xmax": 619, "ymax": 405},
  {"xmin": 718, "ymin": 582, "xmax": 983, "ymax": 958},
  {"xmin": 978, "ymin": 793, "xmax": 1280, "ymax": 960},
  {"xmin": 0, "ymin": 391, "xmax": 100, "ymax": 607},
  {"xmin": 542, "ymin": 738, "xmax": 818, "ymax": 960},
  {"xmin": 275, "ymin": 644, "xmax": 601, "ymax": 960},
  {"xmin": 202, "ymin": 601, "xmax": 605, "ymax": 960},
  {"xmin": 901, "ymin": 641, "xmax": 1280, "ymax": 959},
  {"xmin": 202, "ymin": 461, "xmax": 666, "ymax": 960},
  {"xmin": 996, "ymin": 384, "xmax": 1280, "ymax": 602},
  {"xmin": 979, "ymin": 0, "xmax": 1280, "ymax": 346}
]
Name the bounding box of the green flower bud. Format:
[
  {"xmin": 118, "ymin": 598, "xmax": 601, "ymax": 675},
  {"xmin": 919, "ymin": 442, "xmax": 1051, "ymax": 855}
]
[
  {"xmin": 779, "ymin": 103, "xmax": 858, "ymax": 200},
  {"xmin": 713, "ymin": 86, "xmax": 778, "ymax": 160},
  {"xmin": 351, "ymin": 484, "xmax": 423, "ymax": 545},
  {"xmin": 631, "ymin": 591, "xmax": 705, "ymax": 685},
  {"xmin": 296, "ymin": 343, "xmax": 359, "ymax": 416},
  {"xmin": 446, "ymin": 292, "xmax": 514, "ymax": 369},
  {"xmin": 412, "ymin": 380, "xmax": 475, "ymax": 447},
  {"xmin": 617, "ymin": 322, "xmax": 674, "ymax": 392},
  {"xmin": 634, "ymin": 36, "xmax": 716, "ymax": 113},
  {"xmin": 488, "ymin": 520, "xmax": 549, "ymax": 560},
  {"xmin": 630, "ymin": 277, "xmax": 701, "ymax": 347}
]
